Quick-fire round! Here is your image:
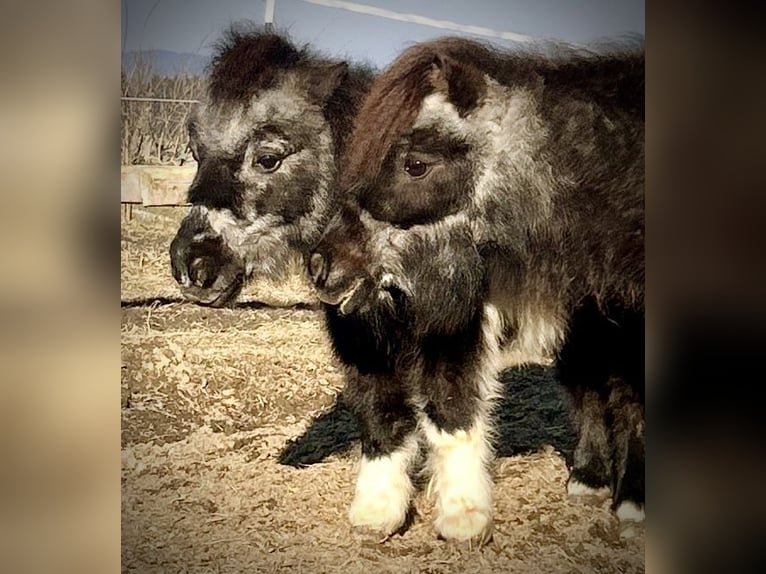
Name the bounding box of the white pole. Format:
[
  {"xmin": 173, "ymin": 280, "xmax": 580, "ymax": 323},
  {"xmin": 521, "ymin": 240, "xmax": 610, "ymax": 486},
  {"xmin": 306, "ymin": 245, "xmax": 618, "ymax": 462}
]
[{"xmin": 265, "ymin": 0, "xmax": 276, "ymax": 31}]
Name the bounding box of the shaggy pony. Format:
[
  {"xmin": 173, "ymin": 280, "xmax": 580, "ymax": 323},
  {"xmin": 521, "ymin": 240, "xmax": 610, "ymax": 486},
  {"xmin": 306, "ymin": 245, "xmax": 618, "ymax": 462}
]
[
  {"xmin": 169, "ymin": 24, "xmax": 373, "ymax": 305},
  {"xmin": 310, "ymin": 37, "xmax": 644, "ymax": 542}
]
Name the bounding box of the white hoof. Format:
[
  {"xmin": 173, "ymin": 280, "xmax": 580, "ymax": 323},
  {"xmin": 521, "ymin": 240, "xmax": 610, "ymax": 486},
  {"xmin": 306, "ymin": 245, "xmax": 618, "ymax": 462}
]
[
  {"xmin": 616, "ymin": 500, "xmax": 645, "ymax": 523},
  {"xmin": 348, "ymin": 486, "xmax": 410, "ymax": 534},
  {"xmin": 348, "ymin": 450, "xmax": 415, "ymax": 535},
  {"xmin": 435, "ymin": 502, "xmax": 493, "ymax": 544}
]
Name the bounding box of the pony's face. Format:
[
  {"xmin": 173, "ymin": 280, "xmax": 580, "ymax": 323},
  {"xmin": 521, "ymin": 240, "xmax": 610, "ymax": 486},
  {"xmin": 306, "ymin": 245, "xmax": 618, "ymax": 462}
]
[
  {"xmin": 170, "ymin": 66, "xmax": 345, "ymax": 306},
  {"xmin": 310, "ymin": 46, "xmax": 560, "ymax": 319},
  {"xmin": 311, "ymin": 59, "xmax": 503, "ymax": 321},
  {"xmin": 357, "ymin": 119, "xmax": 474, "ymax": 229}
]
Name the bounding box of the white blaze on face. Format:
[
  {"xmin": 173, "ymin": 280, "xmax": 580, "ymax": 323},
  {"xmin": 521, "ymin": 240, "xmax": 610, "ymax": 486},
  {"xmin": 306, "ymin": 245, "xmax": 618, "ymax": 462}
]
[{"xmin": 348, "ymin": 433, "xmax": 419, "ymax": 534}]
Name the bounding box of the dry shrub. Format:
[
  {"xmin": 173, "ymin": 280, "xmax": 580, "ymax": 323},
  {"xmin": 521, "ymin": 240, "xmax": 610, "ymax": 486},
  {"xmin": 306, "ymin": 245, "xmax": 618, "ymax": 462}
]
[{"xmin": 121, "ymin": 54, "xmax": 205, "ymax": 165}]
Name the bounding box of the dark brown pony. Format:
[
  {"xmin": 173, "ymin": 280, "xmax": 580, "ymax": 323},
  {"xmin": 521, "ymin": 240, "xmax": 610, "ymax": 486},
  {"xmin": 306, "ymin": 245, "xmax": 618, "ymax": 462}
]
[{"xmin": 310, "ymin": 37, "xmax": 644, "ymax": 542}]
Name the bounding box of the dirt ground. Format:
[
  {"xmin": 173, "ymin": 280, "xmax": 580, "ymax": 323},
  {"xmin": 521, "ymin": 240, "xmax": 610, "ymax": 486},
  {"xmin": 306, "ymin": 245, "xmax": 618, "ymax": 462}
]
[{"xmin": 121, "ymin": 207, "xmax": 645, "ymax": 573}]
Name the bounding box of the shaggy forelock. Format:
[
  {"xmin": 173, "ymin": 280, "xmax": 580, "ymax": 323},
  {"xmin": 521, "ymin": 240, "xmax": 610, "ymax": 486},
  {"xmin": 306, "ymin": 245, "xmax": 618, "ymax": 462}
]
[
  {"xmin": 340, "ymin": 48, "xmax": 435, "ymax": 193},
  {"xmin": 207, "ymin": 22, "xmax": 303, "ymax": 105},
  {"xmin": 341, "ymin": 38, "xmax": 504, "ymax": 193}
]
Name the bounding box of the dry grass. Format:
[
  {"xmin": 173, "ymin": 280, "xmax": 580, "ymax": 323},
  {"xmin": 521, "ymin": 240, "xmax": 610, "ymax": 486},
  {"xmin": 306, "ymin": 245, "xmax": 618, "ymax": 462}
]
[
  {"xmin": 121, "ymin": 207, "xmax": 645, "ymax": 573},
  {"xmin": 121, "ymin": 59, "xmax": 205, "ymax": 165}
]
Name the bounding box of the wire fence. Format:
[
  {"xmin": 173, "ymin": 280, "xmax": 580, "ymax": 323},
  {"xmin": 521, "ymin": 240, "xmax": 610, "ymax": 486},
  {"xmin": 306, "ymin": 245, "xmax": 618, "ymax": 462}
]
[{"xmin": 121, "ymin": 96, "xmax": 200, "ymax": 104}]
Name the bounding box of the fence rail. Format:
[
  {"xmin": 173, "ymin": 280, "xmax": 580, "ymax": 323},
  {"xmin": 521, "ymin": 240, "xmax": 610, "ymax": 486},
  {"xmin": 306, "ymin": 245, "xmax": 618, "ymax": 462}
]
[
  {"xmin": 121, "ymin": 165, "xmax": 195, "ymax": 207},
  {"xmin": 121, "ymin": 96, "xmax": 200, "ymax": 104},
  {"xmin": 297, "ymin": 0, "xmax": 541, "ymax": 44}
]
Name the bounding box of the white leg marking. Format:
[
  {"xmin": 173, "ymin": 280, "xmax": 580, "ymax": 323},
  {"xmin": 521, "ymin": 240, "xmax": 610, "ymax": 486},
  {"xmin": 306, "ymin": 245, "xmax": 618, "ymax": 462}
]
[
  {"xmin": 348, "ymin": 435, "xmax": 418, "ymax": 535},
  {"xmin": 616, "ymin": 500, "xmax": 645, "ymax": 523},
  {"xmin": 567, "ymin": 478, "xmax": 611, "ymax": 500},
  {"xmin": 419, "ymin": 303, "xmax": 504, "ymax": 542},
  {"xmin": 422, "ymin": 419, "xmax": 495, "ymax": 542}
]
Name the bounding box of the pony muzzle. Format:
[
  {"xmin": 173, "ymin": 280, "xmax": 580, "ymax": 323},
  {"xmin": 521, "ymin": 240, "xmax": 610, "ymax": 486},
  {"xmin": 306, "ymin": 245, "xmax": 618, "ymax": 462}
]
[{"xmin": 310, "ymin": 252, "xmax": 372, "ymax": 315}]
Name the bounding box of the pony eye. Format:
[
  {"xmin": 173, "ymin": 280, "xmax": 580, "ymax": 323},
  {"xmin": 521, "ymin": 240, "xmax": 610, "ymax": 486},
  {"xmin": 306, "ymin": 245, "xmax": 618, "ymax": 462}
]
[
  {"xmin": 256, "ymin": 154, "xmax": 282, "ymax": 172},
  {"xmin": 404, "ymin": 158, "xmax": 429, "ymax": 178}
]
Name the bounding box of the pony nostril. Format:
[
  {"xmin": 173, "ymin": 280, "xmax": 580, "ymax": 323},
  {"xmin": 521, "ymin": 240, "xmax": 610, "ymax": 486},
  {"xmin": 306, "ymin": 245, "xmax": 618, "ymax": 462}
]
[
  {"xmin": 309, "ymin": 252, "xmax": 328, "ymax": 285},
  {"xmin": 190, "ymin": 256, "xmax": 212, "ymax": 288}
]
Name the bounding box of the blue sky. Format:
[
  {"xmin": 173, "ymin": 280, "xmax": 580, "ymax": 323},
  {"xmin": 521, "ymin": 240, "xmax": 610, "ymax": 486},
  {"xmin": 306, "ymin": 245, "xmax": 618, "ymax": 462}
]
[{"xmin": 122, "ymin": 0, "xmax": 644, "ymax": 69}]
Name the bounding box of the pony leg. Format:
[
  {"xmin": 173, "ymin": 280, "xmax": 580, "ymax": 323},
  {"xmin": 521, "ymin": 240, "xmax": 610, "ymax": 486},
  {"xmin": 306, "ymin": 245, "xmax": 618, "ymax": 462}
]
[
  {"xmin": 344, "ymin": 370, "xmax": 419, "ymax": 535},
  {"xmin": 419, "ymin": 306, "xmax": 502, "ymax": 544},
  {"xmin": 421, "ymin": 408, "xmax": 496, "ymax": 544},
  {"xmin": 557, "ymin": 299, "xmax": 645, "ymax": 519},
  {"xmin": 566, "ymin": 387, "xmax": 613, "ymax": 500},
  {"xmin": 607, "ymin": 377, "xmax": 645, "ymax": 523}
]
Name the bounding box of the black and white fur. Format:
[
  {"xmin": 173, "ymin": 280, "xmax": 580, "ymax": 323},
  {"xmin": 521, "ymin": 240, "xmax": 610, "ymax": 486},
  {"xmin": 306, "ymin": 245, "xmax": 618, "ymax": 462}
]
[
  {"xmin": 169, "ymin": 24, "xmax": 373, "ymax": 306},
  {"xmin": 310, "ymin": 37, "xmax": 644, "ymax": 541}
]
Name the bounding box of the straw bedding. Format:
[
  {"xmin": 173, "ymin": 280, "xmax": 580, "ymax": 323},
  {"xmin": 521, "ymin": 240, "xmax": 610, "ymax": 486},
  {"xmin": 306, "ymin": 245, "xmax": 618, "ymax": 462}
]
[{"xmin": 121, "ymin": 207, "xmax": 644, "ymax": 573}]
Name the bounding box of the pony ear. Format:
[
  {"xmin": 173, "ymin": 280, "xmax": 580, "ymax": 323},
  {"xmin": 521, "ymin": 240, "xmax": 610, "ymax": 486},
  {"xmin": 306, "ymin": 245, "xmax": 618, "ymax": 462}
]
[
  {"xmin": 305, "ymin": 62, "xmax": 349, "ymax": 105},
  {"xmin": 429, "ymin": 54, "xmax": 485, "ymax": 116}
]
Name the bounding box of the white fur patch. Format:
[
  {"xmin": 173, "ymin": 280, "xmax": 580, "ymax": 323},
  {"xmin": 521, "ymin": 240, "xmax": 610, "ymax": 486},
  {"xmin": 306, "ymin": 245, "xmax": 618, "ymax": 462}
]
[
  {"xmin": 494, "ymin": 300, "xmax": 565, "ymax": 368},
  {"xmin": 206, "ymin": 209, "xmax": 282, "ymax": 250},
  {"xmin": 615, "ymin": 500, "xmax": 645, "ymax": 523},
  {"xmin": 348, "ymin": 435, "xmax": 419, "ymax": 535},
  {"xmin": 567, "ymin": 478, "xmax": 611, "ymax": 499},
  {"xmin": 478, "ymin": 303, "xmax": 505, "ymax": 405},
  {"xmin": 412, "ymin": 92, "xmax": 467, "ymax": 137},
  {"xmin": 421, "ymin": 419, "xmax": 494, "ymax": 542}
]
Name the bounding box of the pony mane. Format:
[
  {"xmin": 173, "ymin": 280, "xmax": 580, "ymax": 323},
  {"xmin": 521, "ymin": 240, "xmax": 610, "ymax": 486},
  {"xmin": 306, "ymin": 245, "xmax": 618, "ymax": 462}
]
[
  {"xmin": 207, "ymin": 23, "xmax": 305, "ymax": 104},
  {"xmin": 341, "ymin": 36, "xmax": 644, "ymax": 193}
]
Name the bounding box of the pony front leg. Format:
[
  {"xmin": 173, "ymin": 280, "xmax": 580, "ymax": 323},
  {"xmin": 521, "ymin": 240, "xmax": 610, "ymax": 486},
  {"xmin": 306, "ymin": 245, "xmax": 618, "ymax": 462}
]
[
  {"xmin": 418, "ymin": 306, "xmax": 503, "ymax": 544},
  {"xmin": 421, "ymin": 412, "xmax": 496, "ymax": 544},
  {"xmin": 607, "ymin": 377, "xmax": 645, "ymax": 524},
  {"xmin": 344, "ymin": 370, "xmax": 419, "ymax": 535}
]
